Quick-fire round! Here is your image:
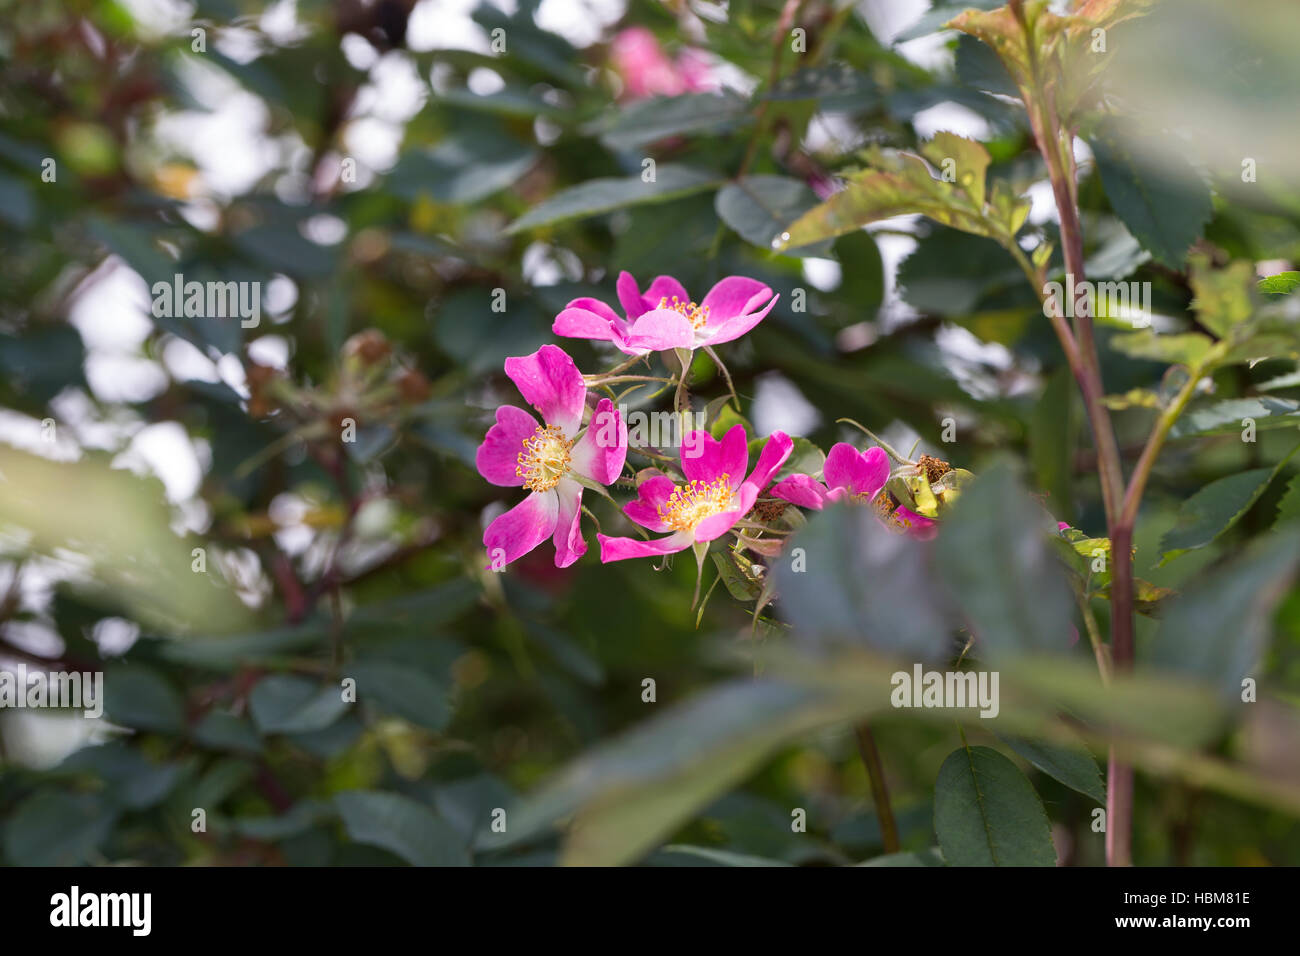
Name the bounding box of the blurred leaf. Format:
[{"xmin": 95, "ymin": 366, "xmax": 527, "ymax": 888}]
[
  {"xmin": 103, "ymin": 664, "xmax": 185, "ymax": 734},
  {"xmin": 388, "ymin": 125, "xmax": 538, "ymax": 204},
  {"xmin": 934, "ymin": 745, "xmax": 1056, "ymax": 866},
  {"xmin": 1190, "ymin": 256, "xmax": 1255, "ymax": 337},
  {"xmin": 349, "ymin": 661, "xmax": 449, "ymax": 731},
  {"xmin": 1091, "ymin": 118, "xmax": 1213, "ymax": 269},
  {"xmin": 1159, "ymin": 448, "xmax": 1299, "ymax": 564},
  {"xmin": 714, "ymin": 176, "xmax": 822, "ymax": 252},
  {"xmin": 1170, "ymin": 397, "xmax": 1300, "ymax": 439},
  {"xmin": 506, "ymin": 165, "xmax": 721, "ymax": 234},
  {"xmin": 661, "ymin": 845, "xmax": 793, "ymax": 866},
  {"xmin": 856, "ymin": 848, "xmax": 947, "ymax": 866},
  {"xmin": 1259, "ymin": 272, "xmax": 1300, "ymax": 296},
  {"xmin": 763, "ymin": 62, "xmax": 878, "ymax": 110},
  {"xmin": 1148, "ymin": 529, "xmax": 1300, "ymax": 699},
  {"xmin": 589, "ymin": 92, "xmax": 751, "ymax": 150},
  {"xmin": 249, "ymin": 674, "xmax": 349, "ymax": 735},
  {"xmin": 60, "ymin": 743, "xmax": 183, "ymax": 809},
  {"xmin": 3, "ymin": 791, "xmax": 117, "ymax": 866},
  {"xmin": 934, "ymin": 463, "xmax": 1075, "ymax": 658},
  {"xmin": 335, "ymin": 791, "xmax": 469, "ymax": 866},
  {"xmin": 1029, "ymin": 365, "xmax": 1077, "ymax": 523},
  {"xmin": 1110, "ymin": 329, "xmax": 1213, "ymax": 367},
  {"xmin": 776, "ymin": 503, "xmax": 954, "ymax": 659}
]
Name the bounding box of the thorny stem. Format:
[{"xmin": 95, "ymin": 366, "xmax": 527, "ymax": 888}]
[{"xmin": 1011, "ymin": 1, "xmax": 1134, "ymax": 866}]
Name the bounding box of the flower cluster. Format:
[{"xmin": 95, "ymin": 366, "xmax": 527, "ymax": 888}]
[{"xmin": 476, "ymin": 271, "xmax": 955, "ymax": 581}]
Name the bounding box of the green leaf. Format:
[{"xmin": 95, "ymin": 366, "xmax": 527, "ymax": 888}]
[
  {"xmin": 763, "ymin": 62, "xmax": 878, "ymax": 109},
  {"xmin": 997, "ymin": 735, "xmax": 1106, "ymax": 804},
  {"xmin": 1029, "ymin": 365, "xmax": 1077, "ymax": 524},
  {"xmin": 1091, "ymin": 118, "xmax": 1213, "ymax": 269},
  {"xmin": 714, "ymin": 175, "xmax": 823, "ymax": 252},
  {"xmin": 334, "ymin": 791, "xmax": 469, "ymax": 867},
  {"xmin": 588, "ymin": 92, "xmax": 751, "ymax": 150},
  {"xmin": 711, "ymin": 551, "xmax": 761, "ymax": 601},
  {"xmin": 348, "ymin": 661, "xmax": 450, "ymax": 731},
  {"xmin": 1148, "ymin": 529, "xmax": 1300, "ymax": 699},
  {"xmin": 1158, "ymin": 448, "xmax": 1299, "ymax": 564},
  {"xmin": 934, "ymin": 463, "xmax": 1075, "ymax": 658},
  {"xmin": 387, "ymin": 125, "xmax": 538, "ymax": 205},
  {"xmin": 249, "ymin": 674, "xmax": 349, "ymax": 735},
  {"xmin": 506, "ymin": 165, "xmax": 721, "ymax": 234},
  {"xmin": 774, "ymin": 138, "xmax": 1021, "ymax": 251},
  {"xmin": 1259, "ymin": 271, "xmax": 1300, "ymax": 296},
  {"xmin": 1110, "ymin": 329, "xmax": 1213, "ymax": 367},
  {"xmin": 103, "ymin": 664, "xmax": 185, "ymax": 734},
  {"xmin": 933, "ymin": 745, "xmax": 1056, "ymax": 867},
  {"xmin": 1190, "ymin": 256, "xmax": 1256, "ymax": 337},
  {"xmin": 1169, "ymin": 397, "xmax": 1300, "ymax": 439},
  {"xmin": 2, "ymin": 791, "xmax": 118, "ymax": 866},
  {"xmin": 1274, "ymin": 473, "xmax": 1300, "ymax": 525}
]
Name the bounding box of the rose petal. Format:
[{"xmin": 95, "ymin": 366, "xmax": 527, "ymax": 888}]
[
  {"xmin": 597, "ymin": 531, "xmax": 693, "ymax": 562},
  {"xmin": 699, "ymin": 276, "xmax": 773, "ymax": 322},
  {"xmin": 771, "ymin": 473, "xmax": 829, "ymax": 510},
  {"xmin": 624, "ymin": 308, "xmax": 694, "ymax": 353},
  {"xmin": 642, "ymin": 275, "xmax": 692, "ymax": 311},
  {"xmin": 622, "ymin": 475, "xmax": 677, "ymax": 532},
  {"xmin": 696, "ymin": 292, "xmax": 778, "ymax": 346},
  {"xmin": 825, "ymin": 443, "xmax": 889, "ymax": 499},
  {"xmin": 503, "ymin": 344, "xmax": 587, "ymax": 437},
  {"xmin": 553, "ymin": 306, "xmax": 627, "ymax": 347},
  {"xmin": 681, "ymin": 423, "xmax": 748, "ymax": 491},
  {"xmin": 570, "ymin": 398, "xmax": 627, "ymax": 485},
  {"xmin": 565, "ymin": 296, "xmax": 625, "ymax": 330},
  {"xmin": 744, "ymin": 431, "xmax": 794, "ymax": 492},
  {"xmin": 483, "ymin": 491, "xmax": 560, "ymax": 570},
  {"xmin": 552, "ymin": 478, "xmax": 586, "ymax": 568},
  {"xmin": 894, "ymin": 506, "xmax": 938, "ymax": 540},
  {"xmin": 475, "ymin": 405, "xmax": 539, "ymax": 487}
]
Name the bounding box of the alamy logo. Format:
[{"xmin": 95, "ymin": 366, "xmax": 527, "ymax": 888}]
[
  {"xmin": 1043, "ymin": 274, "xmax": 1151, "ymax": 327},
  {"xmin": 0, "ymin": 664, "xmax": 103, "ymax": 718},
  {"xmin": 151, "ymin": 273, "xmax": 261, "ymax": 328},
  {"xmin": 50, "ymin": 886, "xmax": 151, "ymax": 936},
  {"xmin": 891, "ymin": 664, "xmax": 999, "ymax": 718}
]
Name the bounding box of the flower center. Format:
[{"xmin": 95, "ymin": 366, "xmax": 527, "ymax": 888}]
[
  {"xmin": 516, "ymin": 424, "xmax": 574, "ymax": 493},
  {"xmin": 870, "ymin": 492, "xmax": 915, "ymax": 533},
  {"xmin": 659, "ymin": 474, "xmax": 733, "ymax": 533},
  {"xmin": 657, "ymin": 295, "xmax": 711, "ymax": 331}
]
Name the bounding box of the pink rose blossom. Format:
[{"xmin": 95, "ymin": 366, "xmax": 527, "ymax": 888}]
[
  {"xmin": 553, "ymin": 271, "xmax": 778, "ymax": 356},
  {"xmin": 609, "ymin": 27, "xmax": 713, "ymax": 100},
  {"xmin": 598, "ymin": 424, "xmax": 793, "ymax": 562},
  {"xmin": 770, "ymin": 442, "xmax": 937, "ymax": 540},
  {"xmin": 477, "ymin": 345, "xmax": 627, "ymax": 569}
]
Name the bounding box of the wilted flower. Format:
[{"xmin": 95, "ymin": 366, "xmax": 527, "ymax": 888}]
[
  {"xmin": 476, "ymin": 345, "xmax": 627, "ymax": 568},
  {"xmin": 598, "ymin": 424, "xmax": 792, "ymax": 561}
]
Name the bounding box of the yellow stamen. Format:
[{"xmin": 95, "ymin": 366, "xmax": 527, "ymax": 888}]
[
  {"xmin": 659, "ymin": 474, "xmax": 733, "ymax": 533},
  {"xmin": 516, "ymin": 424, "xmax": 574, "ymax": 493},
  {"xmin": 657, "ymin": 295, "xmax": 711, "ymax": 331}
]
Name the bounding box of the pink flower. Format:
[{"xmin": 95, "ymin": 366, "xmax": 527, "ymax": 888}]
[
  {"xmin": 598, "ymin": 424, "xmax": 793, "ymax": 562},
  {"xmin": 477, "ymin": 345, "xmax": 627, "ymax": 569},
  {"xmin": 770, "ymin": 442, "xmax": 937, "ymax": 540},
  {"xmin": 553, "ymin": 271, "xmax": 779, "ymax": 356},
  {"xmin": 609, "ymin": 27, "xmax": 713, "ymax": 100}
]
